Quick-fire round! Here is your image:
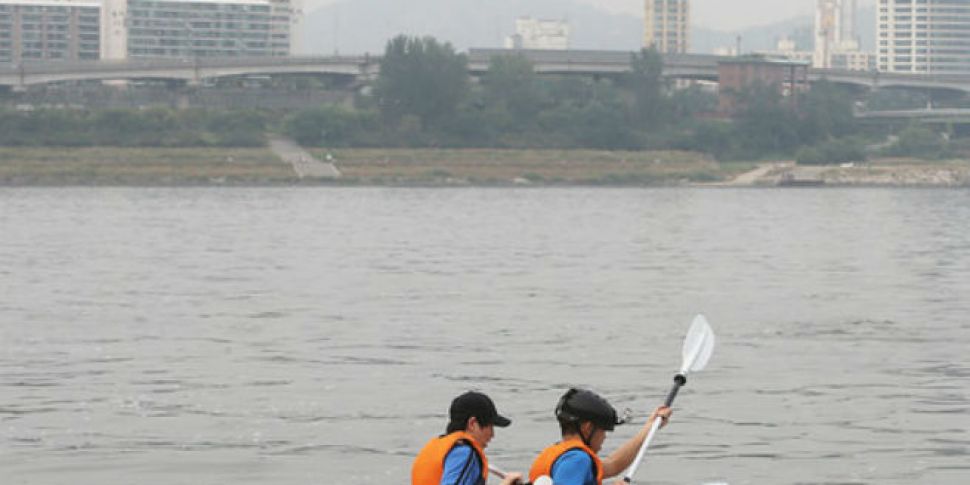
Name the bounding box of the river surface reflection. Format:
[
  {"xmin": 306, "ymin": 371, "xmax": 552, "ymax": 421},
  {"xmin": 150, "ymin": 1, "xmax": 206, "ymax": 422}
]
[{"xmin": 1, "ymin": 187, "xmax": 968, "ymax": 484}]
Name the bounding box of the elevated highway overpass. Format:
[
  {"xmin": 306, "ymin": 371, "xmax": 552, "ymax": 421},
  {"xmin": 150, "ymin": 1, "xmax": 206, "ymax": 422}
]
[
  {"xmin": 0, "ymin": 56, "xmax": 378, "ymax": 88},
  {"xmin": 467, "ymin": 48, "xmax": 723, "ymax": 80},
  {"xmin": 2, "ymin": 49, "xmax": 970, "ymax": 97}
]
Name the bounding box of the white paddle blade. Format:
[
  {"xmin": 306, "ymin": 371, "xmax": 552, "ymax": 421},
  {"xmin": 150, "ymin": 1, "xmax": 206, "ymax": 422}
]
[
  {"xmin": 533, "ymin": 476, "xmax": 553, "ymax": 485},
  {"xmin": 680, "ymin": 314, "xmax": 715, "ymax": 375}
]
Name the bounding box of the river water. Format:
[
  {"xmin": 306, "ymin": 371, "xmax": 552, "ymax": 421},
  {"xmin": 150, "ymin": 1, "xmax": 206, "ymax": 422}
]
[{"xmin": 1, "ymin": 187, "xmax": 968, "ymax": 485}]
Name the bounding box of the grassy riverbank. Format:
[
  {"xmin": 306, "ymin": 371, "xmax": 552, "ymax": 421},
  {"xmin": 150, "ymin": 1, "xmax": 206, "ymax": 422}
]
[
  {"xmin": 0, "ymin": 147, "xmax": 296, "ymax": 185},
  {"xmin": 2, "ymin": 146, "xmax": 967, "ymax": 186},
  {"xmin": 0, "ymin": 147, "xmax": 752, "ymax": 186},
  {"xmin": 316, "ymin": 148, "xmax": 753, "ymax": 185}
]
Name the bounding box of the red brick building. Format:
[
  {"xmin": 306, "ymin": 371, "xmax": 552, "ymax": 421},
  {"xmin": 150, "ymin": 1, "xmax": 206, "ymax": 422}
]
[{"xmin": 717, "ymin": 57, "xmax": 810, "ymax": 115}]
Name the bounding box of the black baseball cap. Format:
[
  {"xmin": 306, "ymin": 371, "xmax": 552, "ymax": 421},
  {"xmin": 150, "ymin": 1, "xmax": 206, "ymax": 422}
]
[{"xmin": 449, "ymin": 391, "xmax": 511, "ymax": 428}]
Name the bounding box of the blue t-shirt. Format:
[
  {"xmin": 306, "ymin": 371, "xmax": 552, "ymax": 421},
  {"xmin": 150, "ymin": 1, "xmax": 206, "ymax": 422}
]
[
  {"xmin": 550, "ymin": 449, "xmax": 597, "ymax": 485},
  {"xmin": 440, "ymin": 443, "xmax": 485, "ymax": 485}
]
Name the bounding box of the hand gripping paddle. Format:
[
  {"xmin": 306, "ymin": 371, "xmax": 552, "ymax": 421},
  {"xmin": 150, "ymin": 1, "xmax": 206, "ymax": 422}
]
[
  {"xmin": 622, "ymin": 314, "xmax": 716, "ymax": 484},
  {"xmin": 489, "ymin": 465, "xmax": 552, "ymax": 485}
]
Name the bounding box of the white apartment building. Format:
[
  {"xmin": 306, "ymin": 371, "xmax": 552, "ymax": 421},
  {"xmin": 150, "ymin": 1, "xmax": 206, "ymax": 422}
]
[
  {"xmin": 830, "ymin": 50, "xmax": 874, "ymax": 71},
  {"xmin": 757, "ymin": 35, "xmax": 873, "ymax": 72},
  {"xmin": 0, "ymin": 0, "xmax": 100, "ymax": 63},
  {"xmin": 644, "ymin": 0, "xmax": 688, "ymax": 54},
  {"xmin": 758, "ymin": 38, "xmax": 815, "ymax": 65},
  {"xmin": 815, "ymin": 0, "xmax": 864, "ymax": 68},
  {"xmin": 505, "ymin": 17, "xmax": 569, "ymax": 50},
  {"xmin": 1, "ymin": 0, "xmax": 299, "ymax": 62},
  {"xmin": 114, "ymin": 0, "xmax": 300, "ymax": 59},
  {"xmin": 878, "ymin": 0, "xmax": 970, "ymax": 73}
]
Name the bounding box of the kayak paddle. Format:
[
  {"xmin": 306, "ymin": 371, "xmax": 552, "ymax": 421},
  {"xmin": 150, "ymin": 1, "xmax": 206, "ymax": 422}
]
[
  {"xmin": 489, "ymin": 465, "xmax": 552, "ymax": 485},
  {"xmin": 622, "ymin": 314, "xmax": 716, "ymax": 484}
]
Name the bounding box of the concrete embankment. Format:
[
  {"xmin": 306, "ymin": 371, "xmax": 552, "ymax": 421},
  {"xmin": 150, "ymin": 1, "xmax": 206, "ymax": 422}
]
[
  {"xmin": 268, "ymin": 136, "xmax": 341, "ymax": 179},
  {"xmin": 720, "ymin": 160, "xmax": 970, "ymax": 187}
]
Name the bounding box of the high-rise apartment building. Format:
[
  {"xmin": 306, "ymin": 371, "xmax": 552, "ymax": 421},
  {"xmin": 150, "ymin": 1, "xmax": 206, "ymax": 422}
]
[
  {"xmin": 815, "ymin": 0, "xmax": 860, "ymax": 68},
  {"xmin": 269, "ymin": 0, "xmax": 301, "ymax": 55},
  {"xmin": 104, "ymin": 0, "xmax": 289, "ymax": 60},
  {"xmin": 644, "ymin": 0, "xmax": 688, "ymax": 53},
  {"xmin": 2, "ymin": 0, "xmax": 300, "ymax": 63},
  {"xmin": 0, "ymin": 0, "xmax": 101, "ymax": 63},
  {"xmin": 878, "ymin": 0, "xmax": 970, "ymax": 73}
]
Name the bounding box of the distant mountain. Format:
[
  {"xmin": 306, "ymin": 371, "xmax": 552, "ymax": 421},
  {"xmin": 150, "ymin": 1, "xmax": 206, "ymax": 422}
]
[
  {"xmin": 300, "ymin": 1, "xmax": 876, "ymax": 56},
  {"xmin": 693, "ymin": 17, "xmax": 812, "ymax": 54},
  {"xmin": 857, "ymin": 5, "xmax": 876, "ymax": 51},
  {"xmin": 302, "ymin": 0, "xmax": 643, "ymax": 55},
  {"xmin": 693, "ymin": 5, "xmax": 875, "ymax": 54}
]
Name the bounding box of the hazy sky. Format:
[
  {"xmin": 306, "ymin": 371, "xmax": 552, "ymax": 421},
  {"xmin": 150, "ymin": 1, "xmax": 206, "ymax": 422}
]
[
  {"xmin": 306, "ymin": 0, "xmax": 874, "ymax": 31},
  {"xmin": 592, "ymin": 0, "xmax": 875, "ymax": 30}
]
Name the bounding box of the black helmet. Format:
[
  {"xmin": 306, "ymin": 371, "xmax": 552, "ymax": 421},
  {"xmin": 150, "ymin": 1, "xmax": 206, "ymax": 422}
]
[{"xmin": 555, "ymin": 388, "xmax": 624, "ymax": 431}]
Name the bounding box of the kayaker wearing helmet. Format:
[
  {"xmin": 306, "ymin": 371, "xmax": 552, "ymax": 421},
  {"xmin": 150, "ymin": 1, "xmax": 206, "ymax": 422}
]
[
  {"xmin": 412, "ymin": 391, "xmax": 523, "ymax": 485},
  {"xmin": 529, "ymin": 388, "xmax": 672, "ymax": 485}
]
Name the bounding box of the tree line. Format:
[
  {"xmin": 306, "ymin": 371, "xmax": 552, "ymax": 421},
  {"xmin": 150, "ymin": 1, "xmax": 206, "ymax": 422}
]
[
  {"xmin": 286, "ymin": 35, "xmax": 951, "ymax": 162},
  {"xmin": 0, "ymin": 108, "xmax": 268, "ymax": 147},
  {"xmin": 0, "ymin": 35, "xmax": 955, "ymax": 161}
]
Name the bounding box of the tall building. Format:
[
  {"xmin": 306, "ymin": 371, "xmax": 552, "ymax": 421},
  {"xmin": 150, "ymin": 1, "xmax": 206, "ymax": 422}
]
[
  {"xmin": 644, "ymin": 0, "xmax": 688, "ymax": 54},
  {"xmin": 115, "ymin": 0, "xmax": 290, "ymax": 59},
  {"xmin": 878, "ymin": 0, "xmax": 970, "ymax": 73},
  {"xmin": 269, "ymin": 0, "xmax": 301, "ymax": 55},
  {"xmin": 505, "ymin": 17, "xmax": 569, "ymax": 50},
  {"xmin": 100, "ymin": 0, "xmax": 125, "ymax": 60},
  {"xmin": 759, "ymin": 35, "xmax": 873, "ymax": 72},
  {"xmin": 815, "ymin": 0, "xmax": 860, "ymax": 68},
  {"xmin": 2, "ymin": 0, "xmax": 300, "ymax": 62},
  {"xmin": 0, "ymin": 0, "xmax": 101, "ymax": 63}
]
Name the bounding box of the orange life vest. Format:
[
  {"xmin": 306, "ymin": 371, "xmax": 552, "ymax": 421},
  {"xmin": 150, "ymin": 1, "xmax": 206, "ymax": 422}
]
[
  {"xmin": 412, "ymin": 431, "xmax": 488, "ymax": 485},
  {"xmin": 530, "ymin": 438, "xmax": 604, "ymax": 485}
]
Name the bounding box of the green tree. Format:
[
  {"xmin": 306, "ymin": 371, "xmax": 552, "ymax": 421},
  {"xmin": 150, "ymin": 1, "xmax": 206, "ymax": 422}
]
[
  {"xmin": 889, "ymin": 125, "xmax": 948, "ymax": 159},
  {"xmin": 797, "ymin": 81, "xmax": 857, "ymax": 144},
  {"xmin": 670, "ymin": 85, "xmax": 718, "ymax": 120},
  {"xmin": 623, "ymin": 48, "xmax": 666, "ymax": 128},
  {"xmin": 375, "ymin": 35, "xmax": 469, "ymax": 129},
  {"xmin": 283, "ymin": 106, "xmax": 371, "ymax": 146},
  {"xmin": 481, "ymin": 54, "xmax": 542, "ymax": 128},
  {"xmin": 685, "ymin": 120, "xmax": 740, "ymax": 159},
  {"xmin": 796, "ymin": 137, "xmax": 866, "ymax": 165},
  {"xmin": 734, "ymin": 83, "xmax": 801, "ymax": 157}
]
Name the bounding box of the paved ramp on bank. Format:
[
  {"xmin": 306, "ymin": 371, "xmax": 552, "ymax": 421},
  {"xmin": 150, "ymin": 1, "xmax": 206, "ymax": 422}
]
[
  {"xmin": 725, "ymin": 161, "xmax": 793, "ymax": 186},
  {"xmin": 268, "ymin": 136, "xmax": 341, "ymax": 179}
]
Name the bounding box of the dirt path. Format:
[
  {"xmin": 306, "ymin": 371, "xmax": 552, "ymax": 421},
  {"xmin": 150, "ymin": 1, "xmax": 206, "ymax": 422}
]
[
  {"xmin": 722, "ymin": 161, "xmax": 793, "ymax": 186},
  {"xmin": 268, "ymin": 136, "xmax": 341, "ymax": 179}
]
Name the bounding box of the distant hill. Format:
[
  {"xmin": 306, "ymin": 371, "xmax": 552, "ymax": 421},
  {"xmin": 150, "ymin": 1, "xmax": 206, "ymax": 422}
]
[
  {"xmin": 693, "ymin": 17, "xmax": 812, "ymax": 54},
  {"xmin": 301, "ymin": 0, "xmax": 876, "ymax": 55},
  {"xmin": 693, "ymin": 5, "xmax": 875, "ymax": 54},
  {"xmin": 302, "ymin": 0, "xmax": 642, "ymax": 55}
]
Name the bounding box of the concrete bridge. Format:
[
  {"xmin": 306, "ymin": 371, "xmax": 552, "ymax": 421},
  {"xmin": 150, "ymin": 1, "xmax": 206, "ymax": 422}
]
[
  {"xmin": 0, "ymin": 56, "xmax": 378, "ymax": 88},
  {"xmin": 467, "ymin": 48, "xmax": 723, "ymax": 80},
  {"xmin": 3, "ymin": 49, "xmax": 970, "ymax": 97},
  {"xmin": 857, "ymin": 108, "xmax": 970, "ymax": 123},
  {"xmin": 807, "ymin": 68, "xmax": 970, "ymax": 95}
]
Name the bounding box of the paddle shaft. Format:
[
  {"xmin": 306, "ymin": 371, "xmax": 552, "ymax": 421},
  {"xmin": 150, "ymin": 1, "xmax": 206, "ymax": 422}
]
[
  {"xmin": 622, "ymin": 374, "xmax": 688, "ymax": 483},
  {"xmin": 664, "ymin": 374, "xmax": 688, "ymax": 407},
  {"xmin": 489, "ymin": 465, "xmax": 539, "ymax": 485}
]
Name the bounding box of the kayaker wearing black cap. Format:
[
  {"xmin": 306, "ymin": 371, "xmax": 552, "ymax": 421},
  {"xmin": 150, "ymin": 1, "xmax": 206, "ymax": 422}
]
[
  {"xmin": 412, "ymin": 391, "xmax": 523, "ymax": 485},
  {"xmin": 529, "ymin": 388, "xmax": 672, "ymax": 485}
]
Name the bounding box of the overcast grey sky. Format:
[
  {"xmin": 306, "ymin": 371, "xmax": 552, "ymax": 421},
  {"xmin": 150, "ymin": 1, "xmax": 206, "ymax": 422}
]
[
  {"xmin": 306, "ymin": 0, "xmax": 873, "ymax": 31},
  {"xmin": 576, "ymin": 0, "xmax": 875, "ymax": 30}
]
